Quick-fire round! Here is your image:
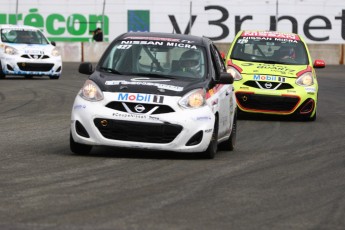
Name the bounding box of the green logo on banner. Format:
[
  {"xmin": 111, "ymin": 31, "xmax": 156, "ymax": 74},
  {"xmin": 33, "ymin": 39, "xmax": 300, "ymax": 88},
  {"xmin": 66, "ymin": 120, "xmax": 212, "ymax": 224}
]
[
  {"xmin": 0, "ymin": 8, "xmax": 109, "ymax": 42},
  {"xmin": 128, "ymin": 10, "xmax": 150, "ymax": 32}
]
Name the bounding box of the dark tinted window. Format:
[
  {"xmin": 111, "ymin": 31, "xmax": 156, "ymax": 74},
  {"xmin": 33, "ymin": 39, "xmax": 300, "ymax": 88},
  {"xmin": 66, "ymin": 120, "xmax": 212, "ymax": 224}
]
[
  {"xmin": 99, "ymin": 40, "xmax": 207, "ymax": 79},
  {"xmin": 231, "ymin": 36, "xmax": 309, "ymax": 65}
]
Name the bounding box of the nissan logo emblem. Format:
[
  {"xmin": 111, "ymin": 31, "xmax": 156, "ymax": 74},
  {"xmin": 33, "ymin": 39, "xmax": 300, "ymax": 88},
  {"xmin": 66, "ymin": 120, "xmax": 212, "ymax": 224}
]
[
  {"xmin": 134, "ymin": 104, "xmax": 145, "ymax": 113},
  {"xmin": 265, "ymin": 82, "xmax": 273, "ymax": 89},
  {"xmin": 100, "ymin": 120, "xmax": 108, "ymax": 127}
]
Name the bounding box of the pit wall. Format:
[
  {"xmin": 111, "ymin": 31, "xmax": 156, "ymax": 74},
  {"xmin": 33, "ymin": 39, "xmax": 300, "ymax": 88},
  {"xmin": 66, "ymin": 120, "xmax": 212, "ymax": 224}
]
[{"xmin": 57, "ymin": 42, "xmax": 345, "ymax": 65}]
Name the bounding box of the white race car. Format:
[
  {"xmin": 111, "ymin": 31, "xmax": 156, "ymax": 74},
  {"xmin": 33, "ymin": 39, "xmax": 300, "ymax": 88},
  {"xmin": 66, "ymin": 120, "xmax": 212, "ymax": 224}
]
[
  {"xmin": 0, "ymin": 24, "xmax": 62, "ymax": 79},
  {"xmin": 71, "ymin": 32, "xmax": 237, "ymax": 159}
]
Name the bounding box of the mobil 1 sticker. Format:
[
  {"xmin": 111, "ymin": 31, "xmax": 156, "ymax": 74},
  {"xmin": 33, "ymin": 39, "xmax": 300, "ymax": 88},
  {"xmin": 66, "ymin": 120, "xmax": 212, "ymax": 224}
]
[{"xmin": 115, "ymin": 92, "xmax": 164, "ymax": 104}]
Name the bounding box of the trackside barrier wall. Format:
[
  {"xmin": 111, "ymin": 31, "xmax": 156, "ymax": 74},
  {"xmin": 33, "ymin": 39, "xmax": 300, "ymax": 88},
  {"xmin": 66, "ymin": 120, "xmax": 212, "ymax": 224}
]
[{"xmin": 56, "ymin": 42, "xmax": 344, "ymax": 65}]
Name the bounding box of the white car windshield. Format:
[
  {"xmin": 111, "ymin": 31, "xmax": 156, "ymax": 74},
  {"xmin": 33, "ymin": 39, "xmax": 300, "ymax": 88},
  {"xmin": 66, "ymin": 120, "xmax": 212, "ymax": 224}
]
[
  {"xmin": 1, "ymin": 28, "xmax": 49, "ymax": 45},
  {"xmin": 99, "ymin": 40, "xmax": 207, "ymax": 79},
  {"xmin": 231, "ymin": 37, "xmax": 309, "ymax": 65}
]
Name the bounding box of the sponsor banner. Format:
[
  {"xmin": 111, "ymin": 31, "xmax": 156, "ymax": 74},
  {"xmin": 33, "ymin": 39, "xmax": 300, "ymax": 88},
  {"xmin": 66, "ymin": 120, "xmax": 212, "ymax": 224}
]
[
  {"xmin": 0, "ymin": 0, "xmax": 344, "ymax": 43},
  {"xmin": 305, "ymin": 87, "xmax": 316, "ymax": 93},
  {"xmin": 112, "ymin": 112, "xmax": 160, "ymax": 121},
  {"xmin": 105, "ymin": 80, "xmax": 183, "ymax": 92},
  {"xmin": 119, "ymin": 40, "xmax": 197, "ymax": 49},
  {"xmin": 253, "ymin": 75, "xmax": 286, "ymax": 82},
  {"xmin": 115, "ymin": 92, "xmax": 165, "ymax": 104},
  {"xmin": 241, "ymin": 31, "xmax": 300, "ymax": 40}
]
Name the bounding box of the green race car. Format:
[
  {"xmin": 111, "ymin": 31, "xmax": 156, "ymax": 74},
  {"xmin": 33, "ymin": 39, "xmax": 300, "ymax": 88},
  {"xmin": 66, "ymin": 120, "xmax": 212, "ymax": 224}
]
[{"xmin": 225, "ymin": 30, "xmax": 325, "ymax": 121}]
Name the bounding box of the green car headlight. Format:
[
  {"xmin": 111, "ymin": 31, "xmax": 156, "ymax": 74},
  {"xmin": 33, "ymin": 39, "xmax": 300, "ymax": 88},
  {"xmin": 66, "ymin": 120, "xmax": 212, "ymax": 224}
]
[
  {"xmin": 296, "ymin": 72, "xmax": 314, "ymax": 86},
  {"xmin": 227, "ymin": 66, "xmax": 242, "ymax": 81}
]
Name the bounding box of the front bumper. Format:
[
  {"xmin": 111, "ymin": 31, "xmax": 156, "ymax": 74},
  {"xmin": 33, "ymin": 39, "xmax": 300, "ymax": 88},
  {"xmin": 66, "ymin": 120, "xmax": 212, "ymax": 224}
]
[
  {"xmin": 1, "ymin": 54, "xmax": 62, "ymax": 77},
  {"xmin": 70, "ymin": 93, "xmax": 216, "ymax": 153},
  {"xmin": 234, "ymin": 82, "xmax": 318, "ymax": 117}
]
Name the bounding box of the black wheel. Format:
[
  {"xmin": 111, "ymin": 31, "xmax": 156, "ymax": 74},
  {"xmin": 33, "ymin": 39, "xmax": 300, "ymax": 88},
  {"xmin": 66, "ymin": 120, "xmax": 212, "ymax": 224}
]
[
  {"xmin": 306, "ymin": 110, "xmax": 317, "ymax": 121},
  {"xmin": 299, "ymin": 107, "xmax": 317, "ymax": 122},
  {"xmin": 308, "ymin": 98, "xmax": 318, "ymax": 121},
  {"xmin": 219, "ymin": 109, "xmax": 237, "ymax": 151},
  {"xmin": 0, "ymin": 62, "xmax": 6, "ymax": 79},
  {"xmin": 202, "ymin": 117, "xmax": 218, "ymax": 159},
  {"xmin": 50, "ymin": 76, "xmax": 60, "ymax": 80},
  {"xmin": 236, "ymin": 107, "xmax": 247, "ymax": 119},
  {"xmin": 70, "ymin": 132, "xmax": 92, "ymax": 155},
  {"xmin": 24, "ymin": 75, "xmax": 33, "ymax": 79}
]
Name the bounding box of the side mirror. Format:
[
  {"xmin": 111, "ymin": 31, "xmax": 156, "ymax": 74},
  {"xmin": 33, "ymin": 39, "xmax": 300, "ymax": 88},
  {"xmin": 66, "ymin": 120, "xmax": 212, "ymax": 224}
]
[
  {"xmin": 51, "ymin": 41, "xmax": 56, "ymax": 46},
  {"xmin": 313, "ymin": 59, "xmax": 325, "ymax": 68},
  {"xmin": 220, "ymin": 52, "xmax": 226, "ymax": 61},
  {"xmin": 218, "ymin": 72, "xmax": 234, "ymax": 84},
  {"xmin": 79, "ymin": 62, "xmax": 94, "ymax": 75}
]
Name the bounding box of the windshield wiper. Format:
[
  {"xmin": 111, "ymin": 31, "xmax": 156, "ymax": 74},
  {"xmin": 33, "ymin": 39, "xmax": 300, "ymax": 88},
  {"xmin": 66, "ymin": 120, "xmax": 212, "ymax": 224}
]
[
  {"xmin": 231, "ymin": 57, "xmax": 249, "ymax": 62},
  {"xmin": 232, "ymin": 57, "xmax": 286, "ymax": 64},
  {"xmin": 99, "ymin": 67, "xmax": 122, "ymax": 75},
  {"xmin": 131, "ymin": 73, "xmax": 176, "ymax": 79},
  {"xmin": 259, "ymin": 60, "xmax": 287, "ymax": 64}
]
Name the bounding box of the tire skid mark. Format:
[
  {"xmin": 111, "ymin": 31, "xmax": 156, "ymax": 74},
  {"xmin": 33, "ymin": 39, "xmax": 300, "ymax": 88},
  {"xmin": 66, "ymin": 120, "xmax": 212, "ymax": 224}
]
[
  {"xmin": 0, "ymin": 88, "xmax": 38, "ymax": 115},
  {"xmin": 5, "ymin": 85, "xmax": 70, "ymax": 114},
  {"xmin": 0, "ymin": 92, "xmax": 5, "ymax": 101}
]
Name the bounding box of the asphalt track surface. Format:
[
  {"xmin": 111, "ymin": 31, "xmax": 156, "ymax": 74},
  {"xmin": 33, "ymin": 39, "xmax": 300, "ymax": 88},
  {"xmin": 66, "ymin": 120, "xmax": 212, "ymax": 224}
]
[{"xmin": 0, "ymin": 63, "xmax": 344, "ymax": 230}]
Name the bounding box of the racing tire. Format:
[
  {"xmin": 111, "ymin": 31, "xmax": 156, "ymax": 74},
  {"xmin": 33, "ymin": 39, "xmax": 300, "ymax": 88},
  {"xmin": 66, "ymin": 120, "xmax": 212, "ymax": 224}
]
[
  {"xmin": 236, "ymin": 108, "xmax": 247, "ymax": 119},
  {"xmin": 307, "ymin": 111, "xmax": 317, "ymax": 122},
  {"xmin": 70, "ymin": 132, "xmax": 92, "ymax": 155},
  {"xmin": 299, "ymin": 108, "xmax": 317, "ymax": 122},
  {"xmin": 50, "ymin": 76, "xmax": 60, "ymax": 80},
  {"xmin": 0, "ymin": 62, "xmax": 5, "ymax": 79},
  {"xmin": 202, "ymin": 117, "xmax": 218, "ymax": 159},
  {"xmin": 307, "ymin": 98, "xmax": 318, "ymax": 121},
  {"xmin": 219, "ymin": 109, "xmax": 237, "ymax": 151}
]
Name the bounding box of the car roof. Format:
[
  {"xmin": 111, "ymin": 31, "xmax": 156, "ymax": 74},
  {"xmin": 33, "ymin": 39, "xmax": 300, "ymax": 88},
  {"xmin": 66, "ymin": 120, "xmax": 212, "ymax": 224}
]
[
  {"xmin": 117, "ymin": 32, "xmax": 210, "ymax": 46},
  {"xmin": 238, "ymin": 30, "xmax": 301, "ymax": 40},
  {"xmin": 0, "ymin": 24, "xmax": 40, "ymax": 31}
]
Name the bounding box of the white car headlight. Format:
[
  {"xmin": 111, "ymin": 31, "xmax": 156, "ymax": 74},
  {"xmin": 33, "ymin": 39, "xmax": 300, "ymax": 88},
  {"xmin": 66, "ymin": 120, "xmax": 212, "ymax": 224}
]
[
  {"xmin": 4, "ymin": 46, "xmax": 18, "ymax": 55},
  {"xmin": 179, "ymin": 88, "xmax": 206, "ymax": 109},
  {"xmin": 227, "ymin": 66, "xmax": 242, "ymax": 81},
  {"xmin": 51, "ymin": 48, "xmax": 60, "ymax": 56},
  {"xmin": 79, "ymin": 80, "xmax": 104, "ymax": 101},
  {"xmin": 296, "ymin": 72, "xmax": 314, "ymax": 86}
]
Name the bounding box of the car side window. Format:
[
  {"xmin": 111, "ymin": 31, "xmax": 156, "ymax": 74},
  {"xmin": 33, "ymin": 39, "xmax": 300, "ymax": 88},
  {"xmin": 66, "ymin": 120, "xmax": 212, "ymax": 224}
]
[{"xmin": 210, "ymin": 44, "xmax": 226, "ymax": 75}]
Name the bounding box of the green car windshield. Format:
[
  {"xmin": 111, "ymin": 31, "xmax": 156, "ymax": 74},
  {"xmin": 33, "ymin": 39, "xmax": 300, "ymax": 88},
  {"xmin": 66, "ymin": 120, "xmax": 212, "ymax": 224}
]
[{"xmin": 230, "ymin": 37, "xmax": 309, "ymax": 65}]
